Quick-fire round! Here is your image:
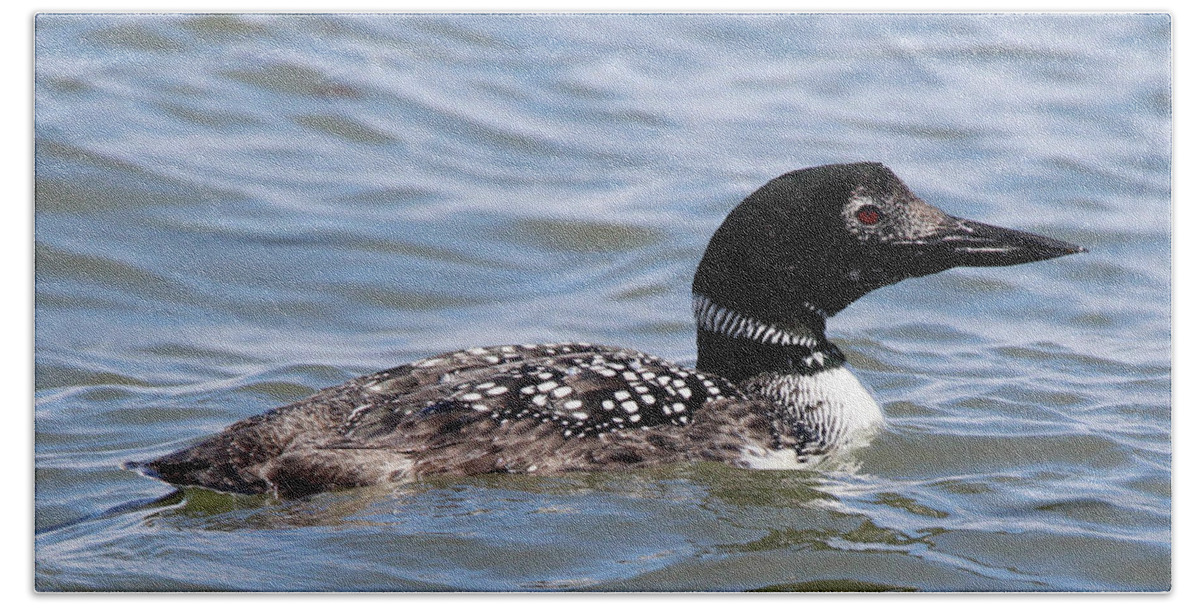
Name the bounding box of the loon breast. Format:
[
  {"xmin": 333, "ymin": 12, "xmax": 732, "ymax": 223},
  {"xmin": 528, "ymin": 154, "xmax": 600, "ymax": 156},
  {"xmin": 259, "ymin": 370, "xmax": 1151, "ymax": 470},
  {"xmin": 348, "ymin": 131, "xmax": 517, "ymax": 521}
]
[{"xmin": 739, "ymin": 366, "xmax": 884, "ymax": 468}]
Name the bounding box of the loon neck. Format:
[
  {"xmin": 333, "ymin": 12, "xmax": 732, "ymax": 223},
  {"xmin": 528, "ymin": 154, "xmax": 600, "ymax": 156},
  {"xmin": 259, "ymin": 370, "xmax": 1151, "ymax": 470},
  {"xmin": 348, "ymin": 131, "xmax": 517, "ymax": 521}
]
[{"xmin": 692, "ymin": 293, "xmax": 845, "ymax": 384}]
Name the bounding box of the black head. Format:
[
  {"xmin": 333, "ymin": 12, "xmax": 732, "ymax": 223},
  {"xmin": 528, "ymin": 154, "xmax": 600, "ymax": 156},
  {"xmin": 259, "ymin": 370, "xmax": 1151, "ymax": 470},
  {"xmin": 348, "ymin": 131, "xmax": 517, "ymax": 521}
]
[{"xmin": 692, "ymin": 162, "xmax": 1084, "ymax": 328}]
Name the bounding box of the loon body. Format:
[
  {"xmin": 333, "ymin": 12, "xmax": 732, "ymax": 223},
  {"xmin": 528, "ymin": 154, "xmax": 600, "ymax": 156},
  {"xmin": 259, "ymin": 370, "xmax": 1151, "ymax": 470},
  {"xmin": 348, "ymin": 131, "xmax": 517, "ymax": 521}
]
[{"xmin": 128, "ymin": 162, "xmax": 1083, "ymax": 498}]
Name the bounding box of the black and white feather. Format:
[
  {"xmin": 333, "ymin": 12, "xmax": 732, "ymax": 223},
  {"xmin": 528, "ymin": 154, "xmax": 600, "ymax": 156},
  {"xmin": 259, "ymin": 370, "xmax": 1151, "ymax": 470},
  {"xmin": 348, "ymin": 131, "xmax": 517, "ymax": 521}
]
[{"xmin": 345, "ymin": 343, "xmax": 741, "ymax": 440}]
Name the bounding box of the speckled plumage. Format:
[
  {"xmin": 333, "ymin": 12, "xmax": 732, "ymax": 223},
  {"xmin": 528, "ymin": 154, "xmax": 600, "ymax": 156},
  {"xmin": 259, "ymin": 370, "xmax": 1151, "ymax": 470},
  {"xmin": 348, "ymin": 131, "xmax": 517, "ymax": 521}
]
[
  {"xmin": 133, "ymin": 343, "xmax": 773, "ymax": 498},
  {"xmin": 128, "ymin": 162, "xmax": 1083, "ymax": 498}
]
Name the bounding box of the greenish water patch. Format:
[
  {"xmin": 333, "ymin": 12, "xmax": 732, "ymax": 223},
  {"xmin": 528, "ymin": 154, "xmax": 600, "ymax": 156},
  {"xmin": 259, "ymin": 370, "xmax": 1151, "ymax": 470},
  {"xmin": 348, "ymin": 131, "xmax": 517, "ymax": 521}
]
[
  {"xmin": 752, "ymin": 579, "xmax": 918, "ymax": 592},
  {"xmin": 505, "ymin": 217, "xmax": 664, "ymax": 254}
]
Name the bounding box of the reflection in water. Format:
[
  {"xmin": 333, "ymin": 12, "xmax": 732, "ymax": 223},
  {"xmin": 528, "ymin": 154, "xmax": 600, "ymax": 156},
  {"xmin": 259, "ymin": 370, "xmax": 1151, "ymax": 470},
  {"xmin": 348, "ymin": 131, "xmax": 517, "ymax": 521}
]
[{"xmin": 133, "ymin": 463, "xmax": 1053, "ymax": 589}]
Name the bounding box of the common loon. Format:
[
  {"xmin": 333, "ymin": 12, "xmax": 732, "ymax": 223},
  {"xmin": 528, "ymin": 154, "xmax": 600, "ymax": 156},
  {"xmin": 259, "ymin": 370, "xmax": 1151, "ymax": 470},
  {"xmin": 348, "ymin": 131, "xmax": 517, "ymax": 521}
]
[{"xmin": 127, "ymin": 162, "xmax": 1084, "ymax": 498}]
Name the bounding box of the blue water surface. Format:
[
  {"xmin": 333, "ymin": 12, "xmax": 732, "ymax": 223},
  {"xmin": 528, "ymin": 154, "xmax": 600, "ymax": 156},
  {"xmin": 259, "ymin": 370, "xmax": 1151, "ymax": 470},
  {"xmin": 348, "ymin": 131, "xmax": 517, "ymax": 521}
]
[{"xmin": 34, "ymin": 13, "xmax": 1170, "ymax": 591}]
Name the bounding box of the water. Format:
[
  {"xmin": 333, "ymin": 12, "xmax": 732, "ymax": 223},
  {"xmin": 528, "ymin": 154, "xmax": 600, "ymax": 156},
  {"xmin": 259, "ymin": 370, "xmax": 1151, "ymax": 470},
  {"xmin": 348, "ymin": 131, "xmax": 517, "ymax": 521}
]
[{"xmin": 33, "ymin": 13, "xmax": 1170, "ymax": 592}]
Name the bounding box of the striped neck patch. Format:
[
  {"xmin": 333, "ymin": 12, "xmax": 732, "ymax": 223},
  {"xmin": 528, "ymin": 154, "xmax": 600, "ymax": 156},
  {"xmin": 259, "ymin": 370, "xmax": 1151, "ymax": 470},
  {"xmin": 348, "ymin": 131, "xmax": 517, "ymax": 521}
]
[{"xmin": 692, "ymin": 293, "xmax": 820, "ymax": 348}]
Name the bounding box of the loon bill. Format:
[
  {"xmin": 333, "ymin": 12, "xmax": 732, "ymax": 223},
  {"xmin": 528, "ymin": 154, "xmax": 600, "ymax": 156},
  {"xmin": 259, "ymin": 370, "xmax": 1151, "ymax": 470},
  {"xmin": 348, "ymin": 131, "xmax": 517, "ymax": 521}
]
[{"xmin": 126, "ymin": 162, "xmax": 1084, "ymax": 498}]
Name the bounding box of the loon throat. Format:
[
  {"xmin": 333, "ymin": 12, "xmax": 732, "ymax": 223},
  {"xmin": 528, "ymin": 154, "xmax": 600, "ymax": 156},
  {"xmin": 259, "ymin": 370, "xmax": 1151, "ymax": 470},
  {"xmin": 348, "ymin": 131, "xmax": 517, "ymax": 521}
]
[{"xmin": 692, "ymin": 292, "xmax": 846, "ymax": 383}]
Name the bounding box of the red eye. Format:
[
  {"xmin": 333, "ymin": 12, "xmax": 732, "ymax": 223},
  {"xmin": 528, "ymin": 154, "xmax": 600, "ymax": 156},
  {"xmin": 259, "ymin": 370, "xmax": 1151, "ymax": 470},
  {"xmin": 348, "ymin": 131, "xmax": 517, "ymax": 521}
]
[{"xmin": 855, "ymin": 205, "xmax": 882, "ymax": 225}]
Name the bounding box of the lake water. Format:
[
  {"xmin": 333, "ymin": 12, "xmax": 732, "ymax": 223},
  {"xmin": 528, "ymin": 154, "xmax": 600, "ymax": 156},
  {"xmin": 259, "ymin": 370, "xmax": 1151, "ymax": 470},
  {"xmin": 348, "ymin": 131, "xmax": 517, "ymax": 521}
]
[{"xmin": 33, "ymin": 13, "xmax": 1171, "ymax": 592}]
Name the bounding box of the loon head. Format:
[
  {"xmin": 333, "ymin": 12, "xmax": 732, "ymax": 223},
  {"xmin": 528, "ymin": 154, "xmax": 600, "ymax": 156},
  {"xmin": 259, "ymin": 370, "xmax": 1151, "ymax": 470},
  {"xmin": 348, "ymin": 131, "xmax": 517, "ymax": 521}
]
[
  {"xmin": 693, "ymin": 161, "xmax": 1084, "ymax": 325},
  {"xmin": 691, "ymin": 162, "xmax": 1084, "ymax": 380}
]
